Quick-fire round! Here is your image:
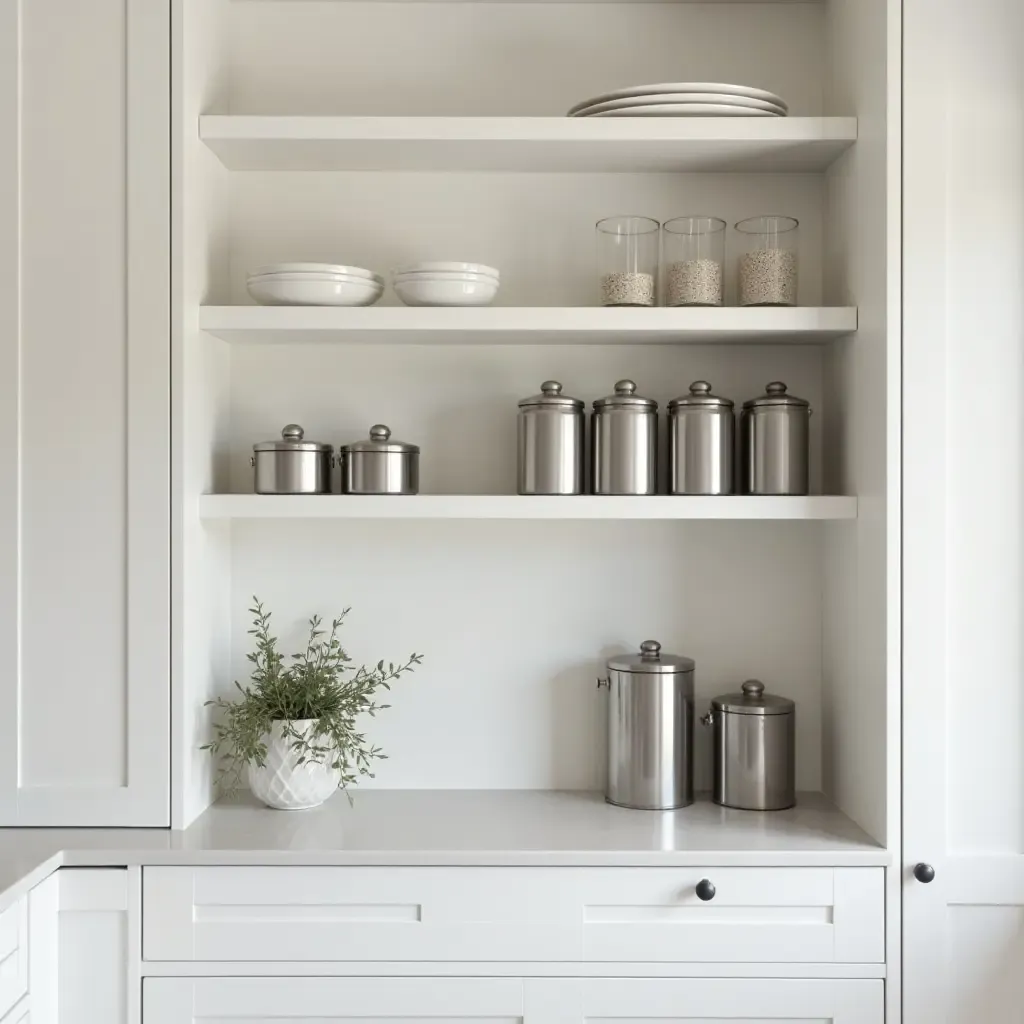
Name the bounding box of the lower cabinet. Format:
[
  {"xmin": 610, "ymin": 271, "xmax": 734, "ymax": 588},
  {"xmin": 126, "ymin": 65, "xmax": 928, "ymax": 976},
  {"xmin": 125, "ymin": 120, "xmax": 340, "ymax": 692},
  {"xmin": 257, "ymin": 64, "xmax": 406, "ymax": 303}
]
[{"xmin": 142, "ymin": 977, "xmax": 883, "ymax": 1024}]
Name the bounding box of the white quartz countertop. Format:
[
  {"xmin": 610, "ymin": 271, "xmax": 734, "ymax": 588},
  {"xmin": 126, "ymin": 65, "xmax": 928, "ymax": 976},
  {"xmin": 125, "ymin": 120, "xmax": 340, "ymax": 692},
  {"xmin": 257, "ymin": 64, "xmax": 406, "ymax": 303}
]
[{"xmin": 0, "ymin": 790, "xmax": 887, "ymax": 911}]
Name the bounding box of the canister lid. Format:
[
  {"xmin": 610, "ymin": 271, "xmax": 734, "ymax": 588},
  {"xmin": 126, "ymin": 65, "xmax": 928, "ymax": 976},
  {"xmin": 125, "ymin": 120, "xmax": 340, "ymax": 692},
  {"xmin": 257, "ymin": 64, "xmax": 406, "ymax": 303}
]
[
  {"xmin": 593, "ymin": 380, "xmax": 658, "ymax": 410},
  {"xmin": 339, "ymin": 424, "xmax": 420, "ymax": 454},
  {"xmin": 519, "ymin": 381, "xmax": 584, "ymax": 409},
  {"xmin": 606, "ymin": 640, "xmax": 695, "ymax": 674},
  {"xmin": 712, "ymin": 679, "xmax": 794, "ymax": 715},
  {"xmin": 742, "ymin": 381, "xmax": 810, "ymax": 410},
  {"xmin": 253, "ymin": 424, "xmax": 332, "ymax": 453},
  {"xmin": 668, "ymin": 381, "xmax": 734, "ymax": 411}
]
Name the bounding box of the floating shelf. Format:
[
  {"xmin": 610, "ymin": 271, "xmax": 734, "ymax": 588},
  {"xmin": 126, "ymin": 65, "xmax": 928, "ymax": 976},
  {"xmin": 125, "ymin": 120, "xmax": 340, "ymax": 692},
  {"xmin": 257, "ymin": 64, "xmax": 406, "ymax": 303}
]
[
  {"xmin": 199, "ymin": 495, "xmax": 858, "ymax": 521},
  {"xmin": 200, "ymin": 306, "xmax": 858, "ymax": 346},
  {"xmin": 199, "ymin": 116, "xmax": 858, "ymax": 173}
]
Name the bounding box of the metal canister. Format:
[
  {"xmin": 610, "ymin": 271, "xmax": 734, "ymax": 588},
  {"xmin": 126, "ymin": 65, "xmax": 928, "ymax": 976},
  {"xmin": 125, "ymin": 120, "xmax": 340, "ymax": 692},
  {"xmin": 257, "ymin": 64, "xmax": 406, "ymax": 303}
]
[
  {"xmin": 591, "ymin": 380, "xmax": 658, "ymax": 495},
  {"xmin": 251, "ymin": 424, "xmax": 333, "ymax": 495},
  {"xmin": 598, "ymin": 640, "xmax": 695, "ymax": 810},
  {"xmin": 740, "ymin": 381, "xmax": 811, "ymax": 495},
  {"xmin": 517, "ymin": 381, "xmax": 584, "ymax": 495},
  {"xmin": 703, "ymin": 679, "xmax": 795, "ymax": 810},
  {"xmin": 668, "ymin": 381, "xmax": 735, "ymax": 495},
  {"xmin": 339, "ymin": 425, "xmax": 419, "ymax": 495}
]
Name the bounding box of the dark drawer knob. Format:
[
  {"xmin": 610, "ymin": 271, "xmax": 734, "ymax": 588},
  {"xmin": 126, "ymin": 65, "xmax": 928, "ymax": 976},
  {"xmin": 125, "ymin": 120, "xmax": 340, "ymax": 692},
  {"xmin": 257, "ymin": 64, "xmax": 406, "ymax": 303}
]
[
  {"xmin": 695, "ymin": 878, "xmax": 716, "ymax": 901},
  {"xmin": 913, "ymin": 863, "xmax": 935, "ymax": 883}
]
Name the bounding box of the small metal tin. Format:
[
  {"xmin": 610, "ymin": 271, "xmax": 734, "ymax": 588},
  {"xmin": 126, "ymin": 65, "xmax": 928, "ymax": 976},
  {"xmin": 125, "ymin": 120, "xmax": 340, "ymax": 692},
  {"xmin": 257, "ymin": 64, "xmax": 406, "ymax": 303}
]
[
  {"xmin": 339, "ymin": 424, "xmax": 420, "ymax": 495},
  {"xmin": 517, "ymin": 381, "xmax": 584, "ymax": 495},
  {"xmin": 741, "ymin": 381, "xmax": 811, "ymax": 495},
  {"xmin": 599, "ymin": 640, "xmax": 695, "ymax": 810},
  {"xmin": 668, "ymin": 381, "xmax": 735, "ymax": 495},
  {"xmin": 591, "ymin": 380, "xmax": 658, "ymax": 495},
  {"xmin": 703, "ymin": 679, "xmax": 796, "ymax": 810},
  {"xmin": 251, "ymin": 424, "xmax": 333, "ymax": 495}
]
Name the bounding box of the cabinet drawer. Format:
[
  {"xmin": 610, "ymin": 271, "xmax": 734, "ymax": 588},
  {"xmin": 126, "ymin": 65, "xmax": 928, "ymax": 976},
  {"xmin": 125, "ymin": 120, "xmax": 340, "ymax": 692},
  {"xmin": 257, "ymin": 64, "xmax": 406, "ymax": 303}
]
[
  {"xmin": 0, "ymin": 900, "xmax": 27, "ymax": 1020},
  {"xmin": 143, "ymin": 865, "xmax": 883, "ymax": 964}
]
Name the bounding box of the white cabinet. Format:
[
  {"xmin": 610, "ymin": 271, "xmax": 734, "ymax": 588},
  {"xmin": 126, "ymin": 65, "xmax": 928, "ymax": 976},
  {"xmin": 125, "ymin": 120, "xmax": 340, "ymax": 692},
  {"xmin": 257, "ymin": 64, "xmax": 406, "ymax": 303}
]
[
  {"xmin": 0, "ymin": 0, "xmax": 170, "ymax": 825},
  {"xmin": 0, "ymin": 899, "xmax": 27, "ymax": 1021},
  {"xmin": 142, "ymin": 865, "xmax": 884, "ymax": 965},
  {"xmin": 142, "ymin": 977, "xmax": 883, "ymax": 1024},
  {"xmin": 903, "ymin": 0, "xmax": 1024, "ymax": 1020}
]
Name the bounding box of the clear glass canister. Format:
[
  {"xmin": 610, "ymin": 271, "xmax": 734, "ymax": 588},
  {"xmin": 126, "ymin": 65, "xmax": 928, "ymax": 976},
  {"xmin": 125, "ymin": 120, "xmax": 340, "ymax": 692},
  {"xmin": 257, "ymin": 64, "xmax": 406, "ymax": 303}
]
[
  {"xmin": 596, "ymin": 216, "xmax": 659, "ymax": 307},
  {"xmin": 735, "ymin": 215, "xmax": 799, "ymax": 306},
  {"xmin": 662, "ymin": 216, "xmax": 725, "ymax": 307}
]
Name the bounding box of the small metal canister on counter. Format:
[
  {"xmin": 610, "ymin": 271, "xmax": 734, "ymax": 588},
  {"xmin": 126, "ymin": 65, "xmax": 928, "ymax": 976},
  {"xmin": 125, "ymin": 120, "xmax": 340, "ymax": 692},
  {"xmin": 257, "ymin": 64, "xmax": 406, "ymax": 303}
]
[
  {"xmin": 517, "ymin": 381, "xmax": 584, "ymax": 495},
  {"xmin": 598, "ymin": 640, "xmax": 695, "ymax": 810},
  {"xmin": 338, "ymin": 425, "xmax": 419, "ymax": 495},
  {"xmin": 740, "ymin": 381, "xmax": 811, "ymax": 495},
  {"xmin": 668, "ymin": 381, "xmax": 735, "ymax": 495},
  {"xmin": 591, "ymin": 380, "xmax": 658, "ymax": 495},
  {"xmin": 703, "ymin": 679, "xmax": 795, "ymax": 810},
  {"xmin": 251, "ymin": 424, "xmax": 333, "ymax": 495}
]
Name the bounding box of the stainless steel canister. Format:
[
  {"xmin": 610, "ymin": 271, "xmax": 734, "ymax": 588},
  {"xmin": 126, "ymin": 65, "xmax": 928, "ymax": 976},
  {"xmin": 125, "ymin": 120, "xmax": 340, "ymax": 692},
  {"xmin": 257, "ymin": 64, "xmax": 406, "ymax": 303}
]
[
  {"xmin": 703, "ymin": 679, "xmax": 795, "ymax": 810},
  {"xmin": 740, "ymin": 381, "xmax": 811, "ymax": 495},
  {"xmin": 591, "ymin": 380, "xmax": 658, "ymax": 495},
  {"xmin": 252, "ymin": 424, "xmax": 333, "ymax": 495},
  {"xmin": 339, "ymin": 425, "xmax": 419, "ymax": 495},
  {"xmin": 517, "ymin": 381, "xmax": 584, "ymax": 495},
  {"xmin": 668, "ymin": 381, "xmax": 735, "ymax": 495},
  {"xmin": 598, "ymin": 640, "xmax": 695, "ymax": 810}
]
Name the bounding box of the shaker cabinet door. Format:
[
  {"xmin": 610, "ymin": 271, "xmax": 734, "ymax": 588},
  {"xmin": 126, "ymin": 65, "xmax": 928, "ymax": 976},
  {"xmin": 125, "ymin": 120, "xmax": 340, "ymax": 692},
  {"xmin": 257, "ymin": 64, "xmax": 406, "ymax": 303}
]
[{"xmin": 0, "ymin": 0, "xmax": 170, "ymax": 823}]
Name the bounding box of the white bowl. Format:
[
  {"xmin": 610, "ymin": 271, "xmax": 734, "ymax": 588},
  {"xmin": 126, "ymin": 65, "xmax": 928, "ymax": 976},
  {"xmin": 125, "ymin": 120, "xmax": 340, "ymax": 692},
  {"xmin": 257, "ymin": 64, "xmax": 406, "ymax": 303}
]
[
  {"xmin": 392, "ymin": 261, "xmax": 499, "ymax": 280},
  {"xmin": 249, "ymin": 262, "xmax": 381, "ymax": 282},
  {"xmin": 249, "ymin": 270, "xmax": 385, "ymax": 287},
  {"xmin": 248, "ymin": 275, "xmax": 384, "ymax": 307},
  {"xmin": 392, "ymin": 271, "xmax": 500, "ymax": 284},
  {"xmin": 393, "ymin": 275, "xmax": 499, "ymax": 307}
]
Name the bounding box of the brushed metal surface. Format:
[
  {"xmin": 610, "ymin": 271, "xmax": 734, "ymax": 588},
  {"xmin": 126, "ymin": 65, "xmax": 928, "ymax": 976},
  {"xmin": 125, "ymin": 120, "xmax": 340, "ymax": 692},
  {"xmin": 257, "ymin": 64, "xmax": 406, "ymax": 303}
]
[
  {"xmin": 592, "ymin": 409, "xmax": 658, "ymax": 495},
  {"xmin": 518, "ymin": 405, "xmax": 584, "ymax": 495},
  {"xmin": 710, "ymin": 706, "xmax": 796, "ymax": 811},
  {"xmin": 253, "ymin": 449, "xmax": 333, "ymax": 495},
  {"xmin": 669, "ymin": 407, "xmax": 734, "ymax": 495},
  {"xmin": 741, "ymin": 405, "xmax": 809, "ymax": 495},
  {"xmin": 340, "ymin": 450, "xmax": 419, "ymax": 495}
]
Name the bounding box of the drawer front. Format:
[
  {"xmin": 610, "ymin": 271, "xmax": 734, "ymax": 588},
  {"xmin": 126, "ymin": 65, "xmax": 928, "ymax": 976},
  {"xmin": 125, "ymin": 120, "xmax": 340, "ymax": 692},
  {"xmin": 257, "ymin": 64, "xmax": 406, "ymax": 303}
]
[
  {"xmin": 143, "ymin": 866, "xmax": 883, "ymax": 964},
  {"xmin": 0, "ymin": 900, "xmax": 27, "ymax": 1020}
]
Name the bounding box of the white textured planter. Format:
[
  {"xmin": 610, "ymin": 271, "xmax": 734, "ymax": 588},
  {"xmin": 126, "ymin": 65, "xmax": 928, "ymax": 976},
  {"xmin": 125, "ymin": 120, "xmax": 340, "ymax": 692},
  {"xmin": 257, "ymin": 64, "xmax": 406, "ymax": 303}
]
[{"xmin": 247, "ymin": 719, "xmax": 341, "ymax": 810}]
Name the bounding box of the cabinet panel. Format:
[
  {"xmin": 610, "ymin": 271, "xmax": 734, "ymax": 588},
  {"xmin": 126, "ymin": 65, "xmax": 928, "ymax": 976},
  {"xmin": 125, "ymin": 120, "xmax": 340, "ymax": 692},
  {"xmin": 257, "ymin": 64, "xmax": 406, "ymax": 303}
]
[
  {"xmin": 0, "ymin": 900, "xmax": 27, "ymax": 1021},
  {"xmin": 0, "ymin": 0, "xmax": 169, "ymax": 823},
  {"xmin": 143, "ymin": 866, "xmax": 883, "ymax": 964}
]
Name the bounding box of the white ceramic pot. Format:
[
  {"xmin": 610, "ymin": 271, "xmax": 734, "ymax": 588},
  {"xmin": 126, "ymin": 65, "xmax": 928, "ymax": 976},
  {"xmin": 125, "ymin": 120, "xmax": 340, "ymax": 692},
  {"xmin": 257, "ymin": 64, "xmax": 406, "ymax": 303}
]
[{"xmin": 247, "ymin": 719, "xmax": 341, "ymax": 810}]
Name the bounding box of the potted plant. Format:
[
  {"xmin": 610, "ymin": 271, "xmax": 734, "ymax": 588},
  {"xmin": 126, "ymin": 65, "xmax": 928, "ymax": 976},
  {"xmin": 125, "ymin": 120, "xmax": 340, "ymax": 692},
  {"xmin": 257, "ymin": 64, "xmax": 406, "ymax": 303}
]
[{"xmin": 203, "ymin": 599, "xmax": 422, "ymax": 810}]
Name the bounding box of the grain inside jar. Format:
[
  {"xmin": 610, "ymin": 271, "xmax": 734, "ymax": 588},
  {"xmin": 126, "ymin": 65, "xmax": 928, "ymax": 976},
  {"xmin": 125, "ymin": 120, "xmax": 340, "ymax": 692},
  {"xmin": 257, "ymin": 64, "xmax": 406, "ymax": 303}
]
[
  {"xmin": 735, "ymin": 215, "xmax": 799, "ymax": 307},
  {"xmin": 666, "ymin": 259, "xmax": 723, "ymax": 306},
  {"xmin": 601, "ymin": 271, "xmax": 655, "ymax": 307}
]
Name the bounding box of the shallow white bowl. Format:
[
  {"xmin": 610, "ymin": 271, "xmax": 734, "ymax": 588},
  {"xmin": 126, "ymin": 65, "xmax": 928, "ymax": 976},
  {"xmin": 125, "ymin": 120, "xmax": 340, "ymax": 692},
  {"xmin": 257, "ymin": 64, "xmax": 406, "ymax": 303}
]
[
  {"xmin": 393, "ymin": 275, "xmax": 500, "ymax": 307},
  {"xmin": 249, "ymin": 262, "xmax": 381, "ymax": 282},
  {"xmin": 392, "ymin": 271, "xmax": 500, "ymax": 285},
  {"xmin": 393, "ymin": 261, "xmax": 500, "ymax": 280},
  {"xmin": 248, "ymin": 275, "xmax": 384, "ymax": 307},
  {"xmin": 249, "ymin": 270, "xmax": 385, "ymax": 287}
]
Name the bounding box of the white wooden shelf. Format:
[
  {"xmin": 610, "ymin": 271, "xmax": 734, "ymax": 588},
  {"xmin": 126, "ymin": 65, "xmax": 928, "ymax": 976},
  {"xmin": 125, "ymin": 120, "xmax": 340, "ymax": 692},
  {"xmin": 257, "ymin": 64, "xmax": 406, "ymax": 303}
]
[
  {"xmin": 199, "ymin": 116, "xmax": 858, "ymax": 173},
  {"xmin": 200, "ymin": 306, "xmax": 858, "ymax": 346},
  {"xmin": 199, "ymin": 495, "xmax": 858, "ymax": 521}
]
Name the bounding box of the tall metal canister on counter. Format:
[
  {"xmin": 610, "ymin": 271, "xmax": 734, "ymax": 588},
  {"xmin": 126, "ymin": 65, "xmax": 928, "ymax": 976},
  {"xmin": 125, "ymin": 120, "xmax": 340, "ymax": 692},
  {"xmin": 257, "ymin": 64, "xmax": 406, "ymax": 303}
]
[
  {"xmin": 703, "ymin": 679, "xmax": 795, "ymax": 810},
  {"xmin": 740, "ymin": 381, "xmax": 811, "ymax": 495},
  {"xmin": 598, "ymin": 641, "xmax": 695, "ymax": 809},
  {"xmin": 668, "ymin": 381, "xmax": 735, "ymax": 494},
  {"xmin": 591, "ymin": 380, "xmax": 658, "ymax": 495},
  {"xmin": 517, "ymin": 381, "xmax": 584, "ymax": 495}
]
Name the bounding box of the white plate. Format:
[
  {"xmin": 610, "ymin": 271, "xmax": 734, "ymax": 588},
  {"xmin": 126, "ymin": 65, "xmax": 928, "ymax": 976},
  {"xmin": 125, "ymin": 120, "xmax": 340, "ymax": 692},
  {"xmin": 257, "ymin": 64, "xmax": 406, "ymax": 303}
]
[
  {"xmin": 591, "ymin": 104, "xmax": 779, "ymax": 118},
  {"xmin": 249, "ymin": 262, "xmax": 380, "ymax": 281},
  {"xmin": 567, "ymin": 82, "xmax": 787, "ymax": 116},
  {"xmin": 573, "ymin": 93, "xmax": 786, "ymax": 117},
  {"xmin": 393, "ymin": 261, "xmax": 499, "ymax": 279},
  {"xmin": 249, "ymin": 271, "xmax": 385, "ymax": 285}
]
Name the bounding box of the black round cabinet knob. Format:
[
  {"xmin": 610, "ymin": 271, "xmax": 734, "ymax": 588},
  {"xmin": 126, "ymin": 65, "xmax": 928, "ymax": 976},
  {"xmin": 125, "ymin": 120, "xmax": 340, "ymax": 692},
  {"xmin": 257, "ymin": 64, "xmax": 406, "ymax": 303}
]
[
  {"xmin": 695, "ymin": 878, "xmax": 716, "ymax": 901},
  {"xmin": 913, "ymin": 863, "xmax": 936, "ymax": 883}
]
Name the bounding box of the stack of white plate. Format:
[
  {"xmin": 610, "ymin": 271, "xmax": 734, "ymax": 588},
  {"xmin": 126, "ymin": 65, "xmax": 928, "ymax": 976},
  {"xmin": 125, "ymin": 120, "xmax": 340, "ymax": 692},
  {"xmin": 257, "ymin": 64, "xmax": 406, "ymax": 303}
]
[
  {"xmin": 392, "ymin": 262, "xmax": 500, "ymax": 307},
  {"xmin": 568, "ymin": 83, "xmax": 788, "ymax": 118},
  {"xmin": 247, "ymin": 263, "xmax": 384, "ymax": 306}
]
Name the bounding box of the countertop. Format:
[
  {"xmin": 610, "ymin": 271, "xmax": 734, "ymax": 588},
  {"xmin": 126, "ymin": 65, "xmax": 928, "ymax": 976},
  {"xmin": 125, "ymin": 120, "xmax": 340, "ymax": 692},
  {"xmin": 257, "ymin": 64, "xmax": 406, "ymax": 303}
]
[{"xmin": 0, "ymin": 790, "xmax": 887, "ymax": 912}]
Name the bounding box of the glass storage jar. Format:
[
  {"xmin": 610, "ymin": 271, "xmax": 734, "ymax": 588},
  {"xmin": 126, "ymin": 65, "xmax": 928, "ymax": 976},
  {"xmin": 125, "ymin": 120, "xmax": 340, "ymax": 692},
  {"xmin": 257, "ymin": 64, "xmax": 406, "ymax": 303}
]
[
  {"xmin": 596, "ymin": 216, "xmax": 659, "ymax": 307},
  {"xmin": 662, "ymin": 216, "xmax": 725, "ymax": 306},
  {"xmin": 735, "ymin": 215, "xmax": 799, "ymax": 306}
]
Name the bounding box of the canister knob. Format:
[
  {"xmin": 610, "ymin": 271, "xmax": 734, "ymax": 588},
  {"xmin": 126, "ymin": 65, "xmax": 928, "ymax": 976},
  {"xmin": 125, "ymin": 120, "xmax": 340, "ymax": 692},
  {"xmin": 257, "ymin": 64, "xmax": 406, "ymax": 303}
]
[
  {"xmin": 615, "ymin": 379, "xmax": 637, "ymax": 396},
  {"xmin": 370, "ymin": 424, "xmax": 391, "ymax": 442},
  {"xmin": 690, "ymin": 381, "xmax": 712, "ymax": 395},
  {"xmin": 639, "ymin": 640, "xmax": 662, "ymax": 661},
  {"xmin": 766, "ymin": 382, "xmax": 788, "ymax": 396},
  {"xmin": 541, "ymin": 381, "xmax": 563, "ymax": 396},
  {"xmin": 282, "ymin": 424, "xmax": 304, "ymax": 440},
  {"xmin": 741, "ymin": 679, "xmax": 765, "ymax": 698}
]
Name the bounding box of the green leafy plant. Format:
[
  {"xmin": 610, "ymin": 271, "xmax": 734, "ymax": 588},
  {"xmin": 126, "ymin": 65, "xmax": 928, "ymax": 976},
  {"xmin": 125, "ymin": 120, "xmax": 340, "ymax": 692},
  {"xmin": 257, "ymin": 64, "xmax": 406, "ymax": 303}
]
[{"xmin": 202, "ymin": 598, "xmax": 422, "ymax": 796}]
